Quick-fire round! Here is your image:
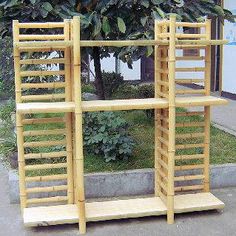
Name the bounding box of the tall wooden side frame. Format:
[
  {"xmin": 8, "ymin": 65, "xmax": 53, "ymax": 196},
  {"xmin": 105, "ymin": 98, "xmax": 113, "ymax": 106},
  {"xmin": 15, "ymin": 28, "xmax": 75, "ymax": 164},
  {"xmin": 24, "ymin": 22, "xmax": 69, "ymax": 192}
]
[{"xmin": 13, "ymin": 15, "xmax": 228, "ymax": 234}]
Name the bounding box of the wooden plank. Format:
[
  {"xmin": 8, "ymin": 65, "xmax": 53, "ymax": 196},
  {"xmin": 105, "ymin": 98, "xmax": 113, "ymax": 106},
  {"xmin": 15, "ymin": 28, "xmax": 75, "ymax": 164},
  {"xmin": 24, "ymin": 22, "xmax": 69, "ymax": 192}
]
[
  {"xmin": 82, "ymin": 98, "xmax": 168, "ymax": 112},
  {"xmin": 24, "ymin": 197, "xmax": 167, "ymax": 226},
  {"xmin": 25, "ymin": 174, "xmax": 67, "ymax": 182},
  {"xmin": 174, "ymin": 193, "xmax": 224, "ymax": 213},
  {"xmin": 18, "ymin": 22, "xmax": 65, "ymax": 28}
]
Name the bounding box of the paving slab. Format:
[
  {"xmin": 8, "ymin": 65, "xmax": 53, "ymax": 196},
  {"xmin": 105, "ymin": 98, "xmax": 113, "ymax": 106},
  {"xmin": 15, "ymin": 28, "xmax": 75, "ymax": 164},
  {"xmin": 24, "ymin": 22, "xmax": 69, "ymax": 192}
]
[{"xmin": 1, "ymin": 162, "xmax": 236, "ymax": 236}]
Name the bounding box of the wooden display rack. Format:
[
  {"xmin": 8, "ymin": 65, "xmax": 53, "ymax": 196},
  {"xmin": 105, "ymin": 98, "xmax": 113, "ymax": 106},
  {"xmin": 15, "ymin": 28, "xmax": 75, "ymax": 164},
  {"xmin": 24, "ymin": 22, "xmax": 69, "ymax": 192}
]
[{"xmin": 13, "ymin": 15, "xmax": 228, "ymax": 234}]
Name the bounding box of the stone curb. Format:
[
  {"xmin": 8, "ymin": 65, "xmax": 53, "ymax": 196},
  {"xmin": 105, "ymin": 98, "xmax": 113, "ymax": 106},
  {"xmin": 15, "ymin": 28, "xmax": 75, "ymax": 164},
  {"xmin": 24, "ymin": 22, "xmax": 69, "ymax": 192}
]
[{"xmin": 9, "ymin": 163, "xmax": 236, "ymax": 204}]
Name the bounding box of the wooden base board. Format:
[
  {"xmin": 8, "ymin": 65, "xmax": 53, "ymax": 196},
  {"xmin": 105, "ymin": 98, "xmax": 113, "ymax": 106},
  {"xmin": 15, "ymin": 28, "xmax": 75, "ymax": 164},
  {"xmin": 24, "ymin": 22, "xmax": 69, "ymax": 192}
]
[{"xmin": 24, "ymin": 193, "xmax": 224, "ymax": 227}]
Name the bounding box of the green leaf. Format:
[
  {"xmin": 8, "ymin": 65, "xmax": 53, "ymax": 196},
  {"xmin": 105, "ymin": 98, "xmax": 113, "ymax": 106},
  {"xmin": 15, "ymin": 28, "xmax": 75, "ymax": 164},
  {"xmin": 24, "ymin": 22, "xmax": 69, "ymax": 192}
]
[
  {"xmin": 30, "ymin": 0, "xmax": 37, "ymax": 4},
  {"xmin": 102, "ymin": 16, "xmax": 111, "ymax": 35},
  {"xmin": 151, "ymin": 0, "xmax": 165, "ymax": 4},
  {"xmin": 146, "ymin": 46, "xmax": 153, "ymax": 57},
  {"xmin": 117, "ymin": 17, "xmax": 126, "ymax": 33},
  {"xmin": 214, "ymin": 5, "xmax": 225, "ymax": 16},
  {"xmin": 93, "ymin": 14, "xmax": 102, "ymax": 36},
  {"xmin": 140, "ymin": 0, "xmax": 149, "ymax": 8},
  {"xmin": 42, "ymin": 2, "xmax": 53, "ymax": 12},
  {"xmin": 141, "ymin": 16, "xmax": 148, "ymax": 26},
  {"xmin": 154, "ymin": 7, "xmax": 165, "ymax": 18}
]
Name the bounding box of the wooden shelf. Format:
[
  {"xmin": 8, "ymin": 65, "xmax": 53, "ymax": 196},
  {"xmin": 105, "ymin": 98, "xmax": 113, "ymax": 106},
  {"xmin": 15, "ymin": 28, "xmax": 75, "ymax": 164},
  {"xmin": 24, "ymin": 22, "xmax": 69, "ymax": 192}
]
[
  {"xmin": 82, "ymin": 98, "xmax": 168, "ymax": 112},
  {"xmin": 23, "ymin": 193, "xmax": 224, "ymax": 227},
  {"xmin": 16, "ymin": 102, "xmax": 75, "ymax": 114},
  {"xmin": 176, "ymin": 96, "xmax": 228, "ymax": 107}
]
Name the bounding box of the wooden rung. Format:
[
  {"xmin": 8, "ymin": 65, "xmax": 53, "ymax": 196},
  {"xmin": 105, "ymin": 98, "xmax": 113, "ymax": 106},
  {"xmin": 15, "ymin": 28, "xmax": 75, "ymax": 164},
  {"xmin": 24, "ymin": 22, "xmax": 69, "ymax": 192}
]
[
  {"xmin": 18, "ymin": 22, "xmax": 65, "ymax": 28},
  {"xmin": 19, "ymin": 34, "xmax": 65, "ymax": 40},
  {"xmin": 176, "ymin": 67, "xmax": 205, "ymax": 72},
  {"xmin": 23, "ymin": 129, "xmax": 66, "ymax": 137},
  {"xmin": 21, "ymin": 94, "xmax": 65, "ymax": 101},
  {"xmin": 157, "ymin": 137, "xmax": 169, "ymax": 147},
  {"xmin": 176, "ymin": 22, "xmax": 206, "ymax": 27},
  {"xmin": 175, "ymin": 154, "xmax": 205, "ymax": 161},
  {"xmin": 160, "ymin": 181, "xmax": 168, "ymax": 192},
  {"xmin": 21, "ymin": 82, "xmax": 66, "ymax": 89},
  {"xmin": 20, "ymin": 58, "xmax": 65, "ymax": 65},
  {"xmin": 22, "ymin": 117, "xmax": 65, "ymax": 125},
  {"xmin": 25, "ymin": 163, "xmax": 67, "ymax": 171},
  {"xmin": 175, "ymin": 143, "xmax": 205, "ymax": 149},
  {"xmin": 176, "ymin": 133, "xmax": 205, "ymax": 139},
  {"xmin": 176, "ymin": 111, "xmax": 204, "ymax": 117},
  {"xmin": 176, "ymin": 122, "xmax": 205, "ymax": 127},
  {"xmin": 26, "ymin": 196, "xmax": 68, "ymax": 204},
  {"xmin": 156, "ymin": 69, "xmax": 168, "ymax": 74},
  {"xmin": 158, "ymin": 169, "xmax": 168, "ymax": 183},
  {"xmin": 18, "ymin": 46, "xmax": 66, "ymax": 52},
  {"xmin": 25, "ymin": 174, "xmax": 67, "ymax": 182},
  {"xmin": 176, "ymin": 89, "xmax": 206, "ymax": 95},
  {"xmin": 14, "ymin": 41, "xmax": 72, "ymax": 48},
  {"xmin": 24, "ymin": 151, "xmax": 67, "ymax": 159},
  {"xmin": 157, "ymin": 148, "xmax": 169, "ymax": 158},
  {"xmin": 176, "ymin": 34, "xmax": 207, "ymax": 39},
  {"xmin": 175, "ymin": 185, "xmax": 204, "ymax": 192},
  {"xmin": 175, "ymin": 79, "xmax": 204, "ymax": 84},
  {"xmin": 175, "ymin": 164, "xmax": 204, "ymax": 171},
  {"xmin": 176, "ymin": 45, "xmax": 206, "ymax": 49},
  {"xmin": 157, "ymin": 125, "xmax": 169, "ymax": 134},
  {"xmin": 174, "ymin": 174, "xmax": 204, "ymax": 181},
  {"xmin": 20, "ymin": 70, "xmax": 65, "ymax": 77},
  {"xmin": 156, "ymin": 80, "xmax": 169, "ymax": 87},
  {"xmin": 157, "ymin": 91, "xmax": 169, "ymax": 99},
  {"xmin": 26, "ymin": 185, "xmax": 67, "ymax": 193},
  {"xmin": 157, "ymin": 115, "xmax": 169, "ymax": 122},
  {"xmin": 176, "ymin": 56, "xmax": 205, "ymax": 61},
  {"xmin": 23, "ymin": 140, "xmax": 66, "ymax": 148},
  {"xmin": 158, "ymin": 158, "xmax": 168, "ymax": 170},
  {"xmin": 176, "ymin": 39, "xmax": 228, "ymax": 45}
]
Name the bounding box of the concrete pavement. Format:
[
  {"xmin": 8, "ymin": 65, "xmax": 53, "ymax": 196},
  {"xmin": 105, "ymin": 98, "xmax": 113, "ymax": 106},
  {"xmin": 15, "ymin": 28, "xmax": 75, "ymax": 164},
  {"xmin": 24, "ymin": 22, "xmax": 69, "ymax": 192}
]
[{"xmin": 1, "ymin": 162, "xmax": 236, "ymax": 236}]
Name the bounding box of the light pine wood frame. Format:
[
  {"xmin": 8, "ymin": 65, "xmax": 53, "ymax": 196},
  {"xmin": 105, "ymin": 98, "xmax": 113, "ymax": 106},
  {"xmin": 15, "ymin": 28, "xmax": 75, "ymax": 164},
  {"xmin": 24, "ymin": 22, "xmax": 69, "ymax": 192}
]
[{"xmin": 13, "ymin": 15, "xmax": 229, "ymax": 234}]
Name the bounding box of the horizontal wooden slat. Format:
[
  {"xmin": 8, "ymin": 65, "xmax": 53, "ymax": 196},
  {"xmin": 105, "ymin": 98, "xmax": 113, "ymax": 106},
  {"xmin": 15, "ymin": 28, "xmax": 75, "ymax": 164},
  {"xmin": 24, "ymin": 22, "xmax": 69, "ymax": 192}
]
[
  {"xmin": 176, "ymin": 133, "xmax": 205, "ymax": 139},
  {"xmin": 175, "ymin": 79, "xmax": 204, "ymax": 84},
  {"xmin": 18, "ymin": 46, "xmax": 66, "ymax": 52},
  {"xmin": 23, "ymin": 140, "xmax": 66, "ymax": 148},
  {"xmin": 176, "ymin": 111, "xmax": 204, "ymax": 117},
  {"xmin": 20, "ymin": 70, "xmax": 65, "ymax": 77},
  {"xmin": 176, "ymin": 56, "xmax": 205, "ymax": 61},
  {"xmin": 26, "ymin": 185, "xmax": 67, "ymax": 193},
  {"xmin": 27, "ymin": 196, "xmax": 68, "ymax": 204},
  {"xmin": 19, "ymin": 34, "xmax": 65, "ymax": 40},
  {"xmin": 18, "ymin": 22, "xmax": 65, "ymax": 28},
  {"xmin": 176, "ymin": 89, "xmax": 206, "ymax": 95},
  {"xmin": 25, "ymin": 163, "xmax": 67, "ymax": 171},
  {"xmin": 20, "ymin": 58, "xmax": 65, "ymax": 65},
  {"xmin": 21, "ymin": 94, "xmax": 65, "ymax": 101},
  {"xmin": 24, "ymin": 151, "xmax": 67, "ymax": 159},
  {"xmin": 176, "ymin": 122, "xmax": 205, "ymax": 128},
  {"xmin": 14, "ymin": 41, "xmax": 71, "ymax": 48},
  {"xmin": 175, "ymin": 22, "xmax": 206, "ymax": 27},
  {"xmin": 174, "ymin": 174, "xmax": 204, "ymax": 181},
  {"xmin": 175, "ymin": 143, "xmax": 205, "ymax": 149},
  {"xmin": 175, "ymin": 185, "xmax": 204, "ymax": 192},
  {"xmin": 22, "ymin": 117, "xmax": 64, "ymax": 125},
  {"xmin": 23, "ymin": 129, "xmax": 66, "ymax": 137},
  {"xmin": 176, "ymin": 67, "xmax": 205, "ymax": 72},
  {"xmin": 175, "ymin": 164, "xmax": 204, "ymax": 171},
  {"xmin": 25, "ymin": 174, "xmax": 67, "ymax": 182},
  {"xmin": 21, "ymin": 82, "xmax": 65, "ymax": 89},
  {"xmin": 175, "ymin": 154, "xmax": 205, "ymax": 161}
]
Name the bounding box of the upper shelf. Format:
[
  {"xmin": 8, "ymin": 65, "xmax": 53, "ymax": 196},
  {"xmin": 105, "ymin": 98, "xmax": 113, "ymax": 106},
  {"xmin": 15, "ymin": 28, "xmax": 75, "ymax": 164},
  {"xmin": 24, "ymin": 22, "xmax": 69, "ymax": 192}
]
[{"xmin": 16, "ymin": 96, "xmax": 228, "ymax": 114}]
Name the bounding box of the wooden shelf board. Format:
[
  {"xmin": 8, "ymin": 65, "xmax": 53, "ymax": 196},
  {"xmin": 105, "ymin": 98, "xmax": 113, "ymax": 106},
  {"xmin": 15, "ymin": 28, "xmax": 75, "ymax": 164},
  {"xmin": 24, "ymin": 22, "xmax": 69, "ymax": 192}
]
[
  {"xmin": 24, "ymin": 193, "xmax": 224, "ymax": 227},
  {"xmin": 81, "ymin": 98, "xmax": 169, "ymax": 112},
  {"xmin": 174, "ymin": 192, "xmax": 225, "ymax": 213},
  {"xmin": 176, "ymin": 96, "xmax": 228, "ymax": 107},
  {"xmin": 16, "ymin": 102, "xmax": 75, "ymax": 114}
]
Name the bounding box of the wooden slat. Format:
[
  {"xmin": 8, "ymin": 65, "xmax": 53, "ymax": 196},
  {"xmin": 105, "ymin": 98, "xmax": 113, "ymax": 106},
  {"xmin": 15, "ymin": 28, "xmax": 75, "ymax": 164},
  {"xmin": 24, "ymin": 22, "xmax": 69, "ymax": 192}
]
[
  {"xmin": 25, "ymin": 174, "xmax": 67, "ymax": 182},
  {"xmin": 175, "ymin": 164, "xmax": 204, "ymax": 171},
  {"xmin": 22, "ymin": 117, "xmax": 64, "ymax": 125},
  {"xmin": 175, "ymin": 185, "xmax": 204, "ymax": 192},
  {"xmin": 25, "ymin": 163, "xmax": 67, "ymax": 171},
  {"xmin": 23, "ymin": 129, "xmax": 66, "ymax": 136},
  {"xmin": 24, "ymin": 151, "xmax": 67, "ymax": 159},
  {"xmin": 20, "ymin": 58, "xmax": 65, "ymax": 65},
  {"xmin": 176, "ymin": 67, "xmax": 205, "ymax": 72},
  {"xmin": 21, "ymin": 94, "xmax": 65, "ymax": 101},
  {"xmin": 174, "ymin": 174, "xmax": 204, "ymax": 181},
  {"xmin": 14, "ymin": 41, "xmax": 71, "ymax": 48},
  {"xmin": 26, "ymin": 185, "xmax": 67, "ymax": 193},
  {"xmin": 23, "ymin": 140, "xmax": 66, "ymax": 148},
  {"xmin": 176, "ymin": 122, "xmax": 205, "ymax": 127},
  {"xmin": 176, "ymin": 56, "xmax": 205, "ymax": 61},
  {"xmin": 176, "ymin": 111, "xmax": 204, "ymax": 117},
  {"xmin": 176, "ymin": 89, "xmax": 205, "ymax": 95},
  {"xmin": 20, "ymin": 70, "xmax": 65, "ymax": 77},
  {"xmin": 175, "ymin": 79, "xmax": 204, "ymax": 84},
  {"xmin": 19, "ymin": 34, "xmax": 64, "ymax": 40},
  {"xmin": 175, "ymin": 154, "xmax": 205, "ymax": 161},
  {"xmin": 175, "ymin": 143, "xmax": 205, "ymax": 149},
  {"xmin": 18, "ymin": 22, "xmax": 65, "ymax": 28},
  {"xmin": 176, "ymin": 133, "xmax": 205, "ymax": 139},
  {"xmin": 21, "ymin": 82, "xmax": 65, "ymax": 89},
  {"xmin": 27, "ymin": 196, "xmax": 68, "ymax": 204}
]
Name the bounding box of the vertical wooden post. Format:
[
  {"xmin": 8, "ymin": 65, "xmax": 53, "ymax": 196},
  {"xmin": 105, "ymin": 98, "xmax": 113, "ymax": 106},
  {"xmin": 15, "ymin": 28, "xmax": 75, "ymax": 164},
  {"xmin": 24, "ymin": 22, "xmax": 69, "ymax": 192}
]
[
  {"xmin": 167, "ymin": 14, "xmax": 176, "ymax": 224},
  {"xmin": 64, "ymin": 19, "xmax": 74, "ymax": 204},
  {"xmin": 72, "ymin": 16, "xmax": 86, "ymax": 234},
  {"xmin": 203, "ymin": 19, "xmax": 211, "ymax": 192},
  {"xmin": 219, "ymin": 0, "xmax": 224, "ymax": 94},
  {"xmin": 13, "ymin": 20, "xmax": 27, "ymax": 211},
  {"xmin": 154, "ymin": 20, "xmax": 161, "ymax": 197}
]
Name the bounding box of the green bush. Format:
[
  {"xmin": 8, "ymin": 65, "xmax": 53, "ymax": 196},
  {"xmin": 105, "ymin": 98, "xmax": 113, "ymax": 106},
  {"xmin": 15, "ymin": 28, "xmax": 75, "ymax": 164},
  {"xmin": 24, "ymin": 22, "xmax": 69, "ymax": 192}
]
[
  {"xmin": 83, "ymin": 112, "xmax": 135, "ymax": 162},
  {"xmin": 112, "ymin": 83, "xmax": 139, "ymax": 99},
  {"xmin": 82, "ymin": 83, "xmax": 96, "ymax": 94},
  {"xmin": 102, "ymin": 71, "xmax": 124, "ymax": 99}
]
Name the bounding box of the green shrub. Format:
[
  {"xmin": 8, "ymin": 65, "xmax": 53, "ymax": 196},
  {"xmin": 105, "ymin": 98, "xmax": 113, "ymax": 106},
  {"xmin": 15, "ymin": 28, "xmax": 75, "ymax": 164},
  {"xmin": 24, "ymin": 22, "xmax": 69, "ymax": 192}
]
[
  {"xmin": 137, "ymin": 84, "xmax": 154, "ymax": 98},
  {"xmin": 112, "ymin": 83, "xmax": 139, "ymax": 99},
  {"xmin": 83, "ymin": 112, "xmax": 135, "ymax": 162},
  {"xmin": 102, "ymin": 71, "xmax": 124, "ymax": 99},
  {"xmin": 82, "ymin": 83, "xmax": 96, "ymax": 94}
]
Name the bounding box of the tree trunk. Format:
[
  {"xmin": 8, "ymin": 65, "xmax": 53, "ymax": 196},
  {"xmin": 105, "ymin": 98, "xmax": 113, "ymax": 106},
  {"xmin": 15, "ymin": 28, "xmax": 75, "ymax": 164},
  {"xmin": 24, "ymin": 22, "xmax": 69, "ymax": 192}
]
[{"xmin": 93, "ymin": 47, "xmax": 105, "ymax": 99}]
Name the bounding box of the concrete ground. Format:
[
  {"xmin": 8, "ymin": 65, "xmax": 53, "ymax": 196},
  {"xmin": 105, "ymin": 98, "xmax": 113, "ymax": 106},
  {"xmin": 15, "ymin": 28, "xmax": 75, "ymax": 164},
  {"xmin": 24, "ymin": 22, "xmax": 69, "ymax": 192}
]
[{"xmin": 1, "ymin": 163, "xmax": 236, "ymax": 236}]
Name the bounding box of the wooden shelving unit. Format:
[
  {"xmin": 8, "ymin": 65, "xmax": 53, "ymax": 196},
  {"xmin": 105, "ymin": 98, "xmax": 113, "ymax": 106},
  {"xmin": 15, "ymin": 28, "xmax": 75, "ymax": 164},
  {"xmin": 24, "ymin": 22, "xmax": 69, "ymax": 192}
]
[{"xmin": 13, "ymin": 15, "xmax": 228, "ymax": 234}]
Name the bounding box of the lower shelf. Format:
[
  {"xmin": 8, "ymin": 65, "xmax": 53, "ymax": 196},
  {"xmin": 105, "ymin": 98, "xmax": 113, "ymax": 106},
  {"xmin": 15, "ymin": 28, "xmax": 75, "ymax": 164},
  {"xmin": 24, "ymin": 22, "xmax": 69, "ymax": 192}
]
[{"xmin": 23, "ymin": 192, "xmax": 224, "ymax": 227}]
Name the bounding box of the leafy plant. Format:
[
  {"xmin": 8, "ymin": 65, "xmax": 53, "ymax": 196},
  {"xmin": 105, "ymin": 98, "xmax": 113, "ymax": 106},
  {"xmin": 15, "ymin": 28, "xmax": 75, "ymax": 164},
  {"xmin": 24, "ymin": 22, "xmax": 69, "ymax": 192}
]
[
  {"xmin": 83, "ymin": 111, "xmax": 135, "ymax": 162},
  {"xmin": 82, "ymin": 83, "xmax": 96, "ymax": 94},
  {"xmin": 102, "ymin": 71, "xmax": 124, "ymax": 99}
]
